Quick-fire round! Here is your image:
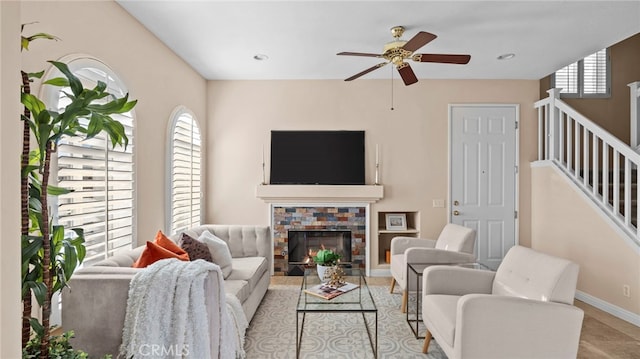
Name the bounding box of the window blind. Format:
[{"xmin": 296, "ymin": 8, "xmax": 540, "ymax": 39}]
[
  {"xmin": 583, "ymin": 49, "xmax": 608, "ymax": 94},
  {"xmin": 170, "ymin": 112, "xmax": 202, "ymax": 234},
  {"xmin": 554, "ymin": 48, "xmax": 609, "ymax": 97},
  {"xmin": 55, "ymin": 62, "xmax": 135, "ymax": 266},
  {"xmin": 555, "ymin": 62, "xmax": 579, "ymax": 94}
]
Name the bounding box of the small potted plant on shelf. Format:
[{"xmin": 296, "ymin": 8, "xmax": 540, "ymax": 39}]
[{"xmin": 312, "ymin": 245, "xmax": 341, "ymax": 281}]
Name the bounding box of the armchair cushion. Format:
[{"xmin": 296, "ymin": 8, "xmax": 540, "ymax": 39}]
[
  {"xmin": 390, "ymin": 236, "xmax": 436, "ymax": 255},
  {"xmin": 423, "ymin": 266, "xmax": 495, "ymax": 296},
  {"xmin": 434, "ymin": 224, "xmax": 476, "ymax": 254},
  {"xmin": 492, "ymin": 246, "xmax": 579, "ymax": 304},
  {"xmin": 454, "ymin": 294, "xmax": 584, "ymax": 359}
]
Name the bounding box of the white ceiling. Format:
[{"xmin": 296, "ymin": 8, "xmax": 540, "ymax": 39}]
[{"xmin": 116, "ymin": 1, "xmax": 640, "ymax": 81}]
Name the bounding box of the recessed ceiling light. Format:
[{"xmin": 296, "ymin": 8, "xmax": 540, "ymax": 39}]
[
  {"xmin": 497, "ymin": 53, "xmax": 515, "ymax": 60},
  {"xmin": 253, "ymin": 54, "xmax": 269, "ymax": 61}
]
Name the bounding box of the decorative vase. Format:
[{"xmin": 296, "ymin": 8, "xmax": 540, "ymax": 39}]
[{"xmin": 317, "ymin": 264, "xmax": 330, "ymax": 281}]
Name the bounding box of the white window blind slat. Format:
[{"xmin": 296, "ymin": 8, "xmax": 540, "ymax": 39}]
[{"xmin": 169, "ymin": 111, "xmax": 202, "ymax": 234}]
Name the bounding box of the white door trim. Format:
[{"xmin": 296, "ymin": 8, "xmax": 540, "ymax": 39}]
[{"xmin": 447, "ymin": 103, "xmax": 520, "ymax": 248}]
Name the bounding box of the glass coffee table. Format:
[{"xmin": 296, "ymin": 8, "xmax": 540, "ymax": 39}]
[
  {"xmin": 296, "ymin": 267, "xmax": 377, "ymax": 358},
  {"xmin": 406, "ymin": 262, "xmax": 491, "ymax": 338}
]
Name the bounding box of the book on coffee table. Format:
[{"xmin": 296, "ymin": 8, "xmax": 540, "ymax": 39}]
[{"xmin": 303, "ymin": 282, "xmax": 359, "ymax": 300}]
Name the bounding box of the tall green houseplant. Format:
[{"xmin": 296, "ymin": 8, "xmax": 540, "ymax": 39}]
[{"xmin": 21, "ymin": 26, "xmax": 137, "ymax": 358}]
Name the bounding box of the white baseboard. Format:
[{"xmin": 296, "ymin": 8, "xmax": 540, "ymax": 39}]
[{"xmin": 576, "ymin": 290, "xmax": 640, "ymax": 327}]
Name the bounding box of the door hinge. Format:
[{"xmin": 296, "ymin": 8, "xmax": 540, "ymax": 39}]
[
  {"xmin": 514, "ymin": 210, "xmax": 518, "ymax": 219},
  {"xmin": 515, "ymin": 165, "xmax": 519, "ymax": 173},
  {"xmin": 515, "ymin": 121, "xmax": 518, "ymax": 129}
]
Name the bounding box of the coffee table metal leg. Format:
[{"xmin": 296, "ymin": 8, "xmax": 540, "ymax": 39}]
[
  {"xmin": 361, "ymin": 311, "xmax": 378, "ymax": 358},
  {"xmin": 296, "ymin": 311, "xmax": 306, "ymax": 358}
]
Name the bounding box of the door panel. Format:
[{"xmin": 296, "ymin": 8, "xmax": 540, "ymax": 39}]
[{"xmin": 450, "ymin": 105, "xmax": 518, "ymax": 269}]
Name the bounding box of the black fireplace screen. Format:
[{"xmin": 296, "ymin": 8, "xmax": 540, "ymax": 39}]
[{"xmin": 287, "ymin": 230, "xmax": 352, "ymax": 275}]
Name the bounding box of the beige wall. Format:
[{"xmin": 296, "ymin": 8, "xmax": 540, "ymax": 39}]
[
  {"xmin": 1, "ymin": 2, "xmax": 23, "ymax": 356},
  {"xmin": 540, "ymin": 33, "xmax": 640, "ymax": 143},
  {"xmin": 531, "ymin": 164, "xmax": 640, "ymax": 316},
  {"xmin": 206, "ymin": 79, "xmax": 540, "ymax": 269},
  {"xmin": 20, "ymin": 0, "xmax": 208, "ymax": 244}
]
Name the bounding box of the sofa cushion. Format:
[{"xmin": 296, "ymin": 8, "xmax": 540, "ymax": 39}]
[
  {"xmin": 154, "ymin": 230, "xmax": 189, "ymax": 261},
  {"xmin": 224, "ymin": 279, "xmax": 251, "ymax": 304},
  {"xmin": 422, "ymin": 294, "xmax": 459, "ymax": 348},
  {"xmin": 198, "ymin": 230, "xmax": 233, "ymax": 278},
  {"xmin": 92, "ymin": 246, "xmax": 145, "ymax": 267},
  {"xmin": 227, "ymin": 257, "xmax": 268, "ymax": 291},
  {"xmin": 132, "ymin": 241, "xmax": 188, "ymax": 268},
  {"xmin": 179, "ymin": 233, "xmax": 213, "ymax": 262}
]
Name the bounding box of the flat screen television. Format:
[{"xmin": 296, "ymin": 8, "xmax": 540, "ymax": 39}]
[{"xmin": 270, "ymin": 130, "xmax": 365, "ymax": 185}]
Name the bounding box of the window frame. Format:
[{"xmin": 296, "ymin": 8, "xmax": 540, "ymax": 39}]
[
  {"xmin": 552, "ymin": 48, "xmax": 611, "ymax": 99},
  {"xmin": 166, "ymin": 106, "xmax": 203, "ymax": 235}
]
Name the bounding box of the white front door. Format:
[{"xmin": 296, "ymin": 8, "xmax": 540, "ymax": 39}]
[{"xmin": 449, "ymin": 105, "xmax": 518, "ymax": 269}]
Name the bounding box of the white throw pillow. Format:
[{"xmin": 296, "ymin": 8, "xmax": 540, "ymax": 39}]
[{"xmin": 197, "ymin": 230, "xmax": 233, "ymax": 278}]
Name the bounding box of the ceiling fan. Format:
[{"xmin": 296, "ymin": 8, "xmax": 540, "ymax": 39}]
[{"xmin": 337, "ymin": 26, "xmax": 471, "ymax": 86}]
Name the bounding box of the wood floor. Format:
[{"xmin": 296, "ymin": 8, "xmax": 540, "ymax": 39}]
[{"xmin": 273, "ymin": 276, "xmax": 640, "ymax": 358}]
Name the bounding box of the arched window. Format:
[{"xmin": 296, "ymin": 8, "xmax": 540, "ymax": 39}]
[
  {"xmin": 42, "ymin": 56, "xmax": 135, "ymax": 266},
  {"xmin": 167, "ymin": 107, "xmax": 202, "ymax": 233}
]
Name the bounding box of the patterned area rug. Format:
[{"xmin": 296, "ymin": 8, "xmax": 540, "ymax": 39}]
[{"xmin": 245, "ymin": 284, "xmax": 446, "ymax": 358}]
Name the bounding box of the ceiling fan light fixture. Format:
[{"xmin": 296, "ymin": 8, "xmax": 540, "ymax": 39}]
[
  {"xmin": 497, "ymin": 53, "xmax": 515, "ymax": 60},
  {"xmin": 253, "ymin": 54, "xmax": 269, "ymax": 61},
  {"xmin": 337, "ymin": 27, "xmax": 470, "ymax": 86}
]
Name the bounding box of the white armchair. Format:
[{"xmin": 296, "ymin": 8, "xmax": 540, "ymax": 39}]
[
  {"xmin": 421, "ymin": 245, "xmax": 584, "ymax": 359},
  {"xmin": 389, "ymin": 223, "xmax": 476, "ymax": 312}
]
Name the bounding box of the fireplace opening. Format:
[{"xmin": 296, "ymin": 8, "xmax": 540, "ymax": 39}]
[{"xmin": 287, "ymin": 230, "xmax": 352, "ymax": 276}]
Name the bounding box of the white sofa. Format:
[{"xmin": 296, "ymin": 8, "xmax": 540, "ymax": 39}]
[
  {"xmin": 62, "ymin": 225, "xmax": 271, "ymax": 357},
  {"xmin": 421, "ymin": 245, "xmax": 584, "ymax": 359}
]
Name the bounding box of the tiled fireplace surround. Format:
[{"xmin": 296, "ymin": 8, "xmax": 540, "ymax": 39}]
[
  {"xmin": 256, "ymin": 184, "xmax": 384, "ymax": 276},
  {"xmin": 272, "ymin": 205, "xmax": 366, "ymax": 275}
]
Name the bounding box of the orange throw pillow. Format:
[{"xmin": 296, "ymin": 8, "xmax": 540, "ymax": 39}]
[
  {"xmin": 154, "ymin": 230, "xmax": 190, "ymax": 261},
  {"xmin": 132, "ymin": 241, "xmax": 186, "ymax": 268}
]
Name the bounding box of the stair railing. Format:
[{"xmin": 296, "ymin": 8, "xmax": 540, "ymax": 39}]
[{"xmin": 535, "ymin": 88, "xmax": 640, "ymax": 246}]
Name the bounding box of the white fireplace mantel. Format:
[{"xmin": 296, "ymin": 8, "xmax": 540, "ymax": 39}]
[{"xmin": 255, "ymin": 184, "xmax": 384, "ymax": 203}]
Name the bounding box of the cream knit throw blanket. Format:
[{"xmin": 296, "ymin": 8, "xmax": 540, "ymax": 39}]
[{"xmin": 120, "ymin": 258, "xmax": 241, "ymax": 358}]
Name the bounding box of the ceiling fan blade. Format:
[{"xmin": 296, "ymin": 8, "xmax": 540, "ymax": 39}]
[
  {"xmin": 402, "ymin": 31, "xmax": 437, "ymax": 52},
  {"xmin": 397, "ymin": 63, "xmax": 418, "ymax": 86},
  {"xmin": 337, "ymin": 52, "xmax": 383, "ymax": 58},
  {"xmin": 412, "ymin": 53, "xmax": 471, "ymax": 64},
  {"xmin": 344, "ymin": 62, "xmax": 388, "ymax": 81}
]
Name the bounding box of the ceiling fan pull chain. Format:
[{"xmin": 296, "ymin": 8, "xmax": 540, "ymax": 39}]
[{"xmin": 390, "ymin": 66, "xmax": 394, "ymax": 111}]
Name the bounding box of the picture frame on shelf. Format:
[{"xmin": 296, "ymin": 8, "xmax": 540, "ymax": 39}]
[{"xmin": 385, "ymin": 213, "xmax": 407, "ymax": 231}]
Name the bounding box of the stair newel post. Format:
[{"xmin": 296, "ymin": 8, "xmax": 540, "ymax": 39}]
[
  {"xmin": 630, "ymin": 82, "xmax": 640, "ymax": 234},
  {"xmin": 547, "ymin": 88, "xmax": 562, "ymax": 163},
  {"xmin": 629, "ymin": 81, "xmax": 640, "ymax": 149}
]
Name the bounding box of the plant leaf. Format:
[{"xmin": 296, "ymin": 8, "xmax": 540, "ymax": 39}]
[
  {"xmin": 21, "ymin": 93, "xmax": 46, "ymax": 116},
  {"xmin": 28, "ymin": 282, "xmax": 47, "ymax": 306},
  {"xmin": 22, "ymin": 235, "xmax": 43, "ymax": 266},
  {"xmin": 29, "ymin": 317, "xmax": 45, "ymax": 338},
  {"xmin": 26, "ymin": 32, "xmax": 60, "ymax": 43},
  {"xmin": 46, "ymin": 184, "xmax": 72, "ymax": 196},
  {"xmin": 48, "ymin": 61, "xmax": 82, "ymax": 97},
  {"xmin": 43, "ymin": 77, "xmax": 69, "ymax": 87},
  {"xmin": 27, "ymin": 70, "xmax": 45, "ymax": 80}
]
